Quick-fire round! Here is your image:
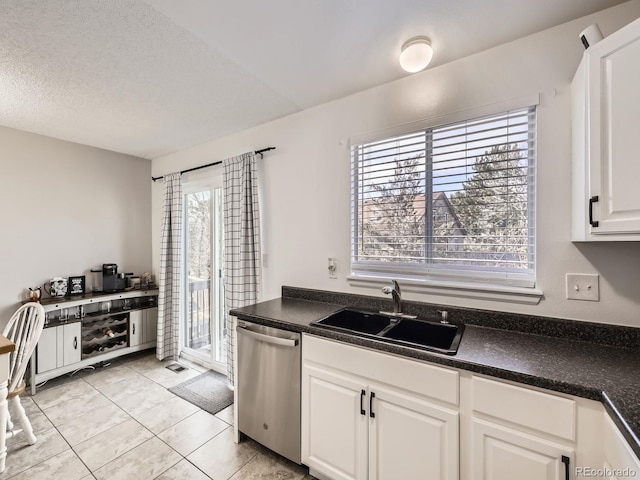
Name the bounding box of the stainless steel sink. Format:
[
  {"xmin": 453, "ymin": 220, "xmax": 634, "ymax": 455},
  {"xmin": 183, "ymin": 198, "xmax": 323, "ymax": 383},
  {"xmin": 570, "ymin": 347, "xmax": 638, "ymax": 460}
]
[{"xmin": 312, "ymin": 308, "xmax": 464, "ymax": 355}]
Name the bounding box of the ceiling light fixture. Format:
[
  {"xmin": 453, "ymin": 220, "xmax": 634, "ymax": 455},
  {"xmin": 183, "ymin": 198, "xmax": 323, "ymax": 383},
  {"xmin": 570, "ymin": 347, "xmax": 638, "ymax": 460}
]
[{"xmin": 399, "ymin": 36, "xmax": 433, "ymax": 73}]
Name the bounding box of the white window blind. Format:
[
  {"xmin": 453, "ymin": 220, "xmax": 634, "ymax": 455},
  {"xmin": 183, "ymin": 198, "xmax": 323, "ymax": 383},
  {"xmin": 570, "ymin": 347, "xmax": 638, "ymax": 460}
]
[{"xmin": 351, "ymin": 107, "xmax": 536, "ymax": 288}]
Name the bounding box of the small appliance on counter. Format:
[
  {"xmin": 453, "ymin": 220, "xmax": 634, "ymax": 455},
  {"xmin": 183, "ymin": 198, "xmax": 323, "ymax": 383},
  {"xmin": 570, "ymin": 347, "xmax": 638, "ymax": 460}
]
[{"xmin": 102, "ymin": 264, "xmax": 127, "ymax": 293}]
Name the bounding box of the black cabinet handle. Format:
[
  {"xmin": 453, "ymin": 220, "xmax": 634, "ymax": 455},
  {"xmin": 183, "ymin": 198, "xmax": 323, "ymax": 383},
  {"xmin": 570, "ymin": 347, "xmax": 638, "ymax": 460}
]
[
  {"xmin": 73, "ymin": 337, "xmax": 77, "ymax": 349},
  {"xmin": 561, "ymin": 455, "xmax": 570, "ymax": 480},
  {"xmin": 369, "ymin": 392, "xmax": 375, "ymax": 418},
  {"xmin": 589, "ymin": 195, "xmax": 599, "ymax": 227},
  {"xmin": 132, "ymin": 324, "xmax": 136, "ymax": 334},
  {"xmin": 360, "ymin": 390, "xmax": 366, "ymax": 415}
]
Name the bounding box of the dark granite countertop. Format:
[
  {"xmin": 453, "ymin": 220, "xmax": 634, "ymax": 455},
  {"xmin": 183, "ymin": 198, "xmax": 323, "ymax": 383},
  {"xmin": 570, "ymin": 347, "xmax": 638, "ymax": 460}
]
[{"xmin": 231, "ymin": 288, "xmax": 640, "ymax": 458}]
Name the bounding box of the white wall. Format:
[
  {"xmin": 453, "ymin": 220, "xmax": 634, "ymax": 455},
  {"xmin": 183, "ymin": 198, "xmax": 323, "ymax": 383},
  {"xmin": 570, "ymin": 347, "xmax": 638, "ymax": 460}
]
[
  {"xmin": 152, "ymin": 1, "xmax": 640, "ymax": 327},
  {"xmin": 0, "ymin": 126, "xmax": 152, "ymax": 323}
]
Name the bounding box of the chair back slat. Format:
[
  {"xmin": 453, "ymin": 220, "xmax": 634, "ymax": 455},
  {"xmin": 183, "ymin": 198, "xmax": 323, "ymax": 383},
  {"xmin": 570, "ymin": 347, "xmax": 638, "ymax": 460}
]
[{"xmin": 2, "ymin": 303, "xmax": 45, "ymax": 393}]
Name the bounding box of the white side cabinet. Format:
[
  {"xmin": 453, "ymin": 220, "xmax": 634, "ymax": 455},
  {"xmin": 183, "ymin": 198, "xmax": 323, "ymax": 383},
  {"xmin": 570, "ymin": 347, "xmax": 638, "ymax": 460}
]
[
  {"xmin": 302, "ymin": 334, "xmax": 459, "ymax": 480},
  {"xmin": 572, "ymin": 17, "xmax": 640, "ymax": 240},
  {"xmin": 31, "ymin": 291, "xmax": 158, "ymax": 394},
  {"xmin": 36, "ymin": 323, "xmax": 81, "ymax": 373},
  {"xmin": 128, "ymin": 307, "xmax": 158, "ymax": 347}
]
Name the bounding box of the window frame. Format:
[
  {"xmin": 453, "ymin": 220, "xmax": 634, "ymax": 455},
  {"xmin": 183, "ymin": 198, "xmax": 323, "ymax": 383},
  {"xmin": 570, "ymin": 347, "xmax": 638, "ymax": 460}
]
[{"xmin": 347, "ymin": 95, "xmax": 542, "ymax": 304}]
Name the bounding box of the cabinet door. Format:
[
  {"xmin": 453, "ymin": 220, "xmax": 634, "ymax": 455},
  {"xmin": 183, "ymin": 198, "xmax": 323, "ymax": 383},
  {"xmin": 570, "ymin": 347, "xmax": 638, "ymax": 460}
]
[
  {"xmin": 302, "ymin": 363, "xmax": 368, "ymax": 480},
  {"xmin": 37, "ymin": 327, "xmax": 59, "ymax": 373},
  {"xmin": 129, "ymin": 310, "xmax": 142, "ymax": 347},
  {"xmin": 369, "ymin": 384, "xmax": 458, "ymax": 480},
  {"xmin": 587, "ymin": 18, "xmax": 640, "ymax": 234},
  {"xmin": 142, "ymin": 307, "xmax": 157, "ymax": 344},
  {"xmin": 63, "ymin": 323, "xmax": 81, "ymax": 366},
  {"xmin": 472, "ymin": 419, "xmax": 573, "ymax": 480}
]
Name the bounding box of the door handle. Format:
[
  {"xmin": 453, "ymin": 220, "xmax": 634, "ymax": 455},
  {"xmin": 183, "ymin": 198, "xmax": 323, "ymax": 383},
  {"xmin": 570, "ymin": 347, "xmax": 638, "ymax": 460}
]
[
  {"xmin": 589, "ymin": 195, "xmax": 599, "ymax": 227},
  {"xmin": 370, "ymin": 391, "xmax": 375, "ymax": 418},
  {"xmin": 73, "ymin": 336, "xmax": 77, "ymax": 349},
  {"xmin": 561, "ymin": 455, "xmax": 570, "ymax": 480},
  {"xmin": 360, "ymin": 390, "xmax": 366, "ymax": 415},
  {"xmin": 237, "ymin": 326, "xmax": 298, "ymax": 347},
  {"xmin": 133, "ymin": 323, "xmax": 136, "ymax": 334}
]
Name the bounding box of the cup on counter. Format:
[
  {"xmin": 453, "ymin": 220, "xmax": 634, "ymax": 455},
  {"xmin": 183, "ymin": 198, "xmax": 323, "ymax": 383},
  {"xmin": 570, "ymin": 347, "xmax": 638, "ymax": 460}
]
[{"xmin": 101, "ymin": 301, "xmax": 111, "ymax": 314}]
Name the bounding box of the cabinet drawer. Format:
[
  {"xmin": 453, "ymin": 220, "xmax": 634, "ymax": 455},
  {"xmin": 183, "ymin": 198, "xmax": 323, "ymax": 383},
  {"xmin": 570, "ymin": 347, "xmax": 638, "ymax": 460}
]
[
  {"xmin": 303, "ymin": 334, "xmax": 458, "ymax": 405},
  {"xmin": 472, "ymin": 376, "xmax": 575, "ymax": 441}
]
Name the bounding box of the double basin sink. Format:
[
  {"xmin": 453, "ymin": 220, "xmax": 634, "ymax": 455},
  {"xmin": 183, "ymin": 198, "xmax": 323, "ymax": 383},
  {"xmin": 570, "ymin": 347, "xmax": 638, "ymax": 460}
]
[{"xmin": 311, "ymin": 308, "xmax": 464, "ymax": 355}]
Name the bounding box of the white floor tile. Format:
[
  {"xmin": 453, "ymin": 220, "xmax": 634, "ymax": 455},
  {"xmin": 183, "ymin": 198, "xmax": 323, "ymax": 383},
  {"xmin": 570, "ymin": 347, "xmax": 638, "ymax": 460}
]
[
  {"xmin": 157, "ymin": 410, "xmax": 228, "ymax": 456},
  {"xmin": 155, "ymin": 459, "xmax": 211, "ymax": 480},
  {"xmin": 57, "ymin": 401, "xmax": 130, "ymax": 446},
  {"xmin": 92, "ymin": 437, "xmax": 181, "ymax": 480},
  {"xmin": 73, "ymin": 418, "xmax": 153, "ymax": 471},
  {"xmin": 9, "ymin": 448, "xmax": 90, "ymax": 480},
  {"xmin": 133, "ymin": 395, "xmax": 199, "ymax": 434},
  {"xmin": 187, "ymin": 427, "xmax": 260, "ymax": 480}
]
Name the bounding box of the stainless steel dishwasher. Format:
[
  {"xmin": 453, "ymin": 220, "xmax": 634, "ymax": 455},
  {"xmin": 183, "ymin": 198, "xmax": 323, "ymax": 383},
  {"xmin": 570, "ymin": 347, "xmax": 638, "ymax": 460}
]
[{"xmin": 236, "ymin": 320, "xmax": 301, "ymax": 464}]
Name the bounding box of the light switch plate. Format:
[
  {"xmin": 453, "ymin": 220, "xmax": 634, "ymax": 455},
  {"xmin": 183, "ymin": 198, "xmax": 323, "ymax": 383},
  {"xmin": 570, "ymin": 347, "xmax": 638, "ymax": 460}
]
[
  {"xmin": 566, "ymin": 274, "xmax": 600, "ymax": 301},
  {"xmin": 328, "ymin": 257, "xmax": 338, "ymax": 279}
]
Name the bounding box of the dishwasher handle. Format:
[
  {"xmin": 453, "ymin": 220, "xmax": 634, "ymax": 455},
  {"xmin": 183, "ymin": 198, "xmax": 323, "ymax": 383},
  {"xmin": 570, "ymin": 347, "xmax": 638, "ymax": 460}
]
[{"xmin": 237, "ymin": 325, "xmax": 299, "ymax": 348}]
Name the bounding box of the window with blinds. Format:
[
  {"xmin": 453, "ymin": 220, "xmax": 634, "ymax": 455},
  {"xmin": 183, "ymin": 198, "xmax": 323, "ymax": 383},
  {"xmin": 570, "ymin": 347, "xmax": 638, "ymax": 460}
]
[{"xmin": 351, "ymin": 107, "xmax": 536, "ymax": 288}]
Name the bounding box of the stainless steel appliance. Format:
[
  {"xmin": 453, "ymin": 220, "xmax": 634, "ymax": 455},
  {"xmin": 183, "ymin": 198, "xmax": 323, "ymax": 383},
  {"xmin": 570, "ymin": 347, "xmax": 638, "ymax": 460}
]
[{"xmin": 237, "ymin": 320, "xmax": 301, "ymax": 464}]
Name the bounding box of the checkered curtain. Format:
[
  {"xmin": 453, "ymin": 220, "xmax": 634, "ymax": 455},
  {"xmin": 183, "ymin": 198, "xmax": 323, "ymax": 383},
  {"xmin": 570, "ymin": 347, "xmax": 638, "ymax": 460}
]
[
  {"xmin": 157, "ymin": 172, "xmax": 183, "ymax": 361},
  {"xmin": 223, "ymin": 152, "xmax": 261, "ymax": 384}
]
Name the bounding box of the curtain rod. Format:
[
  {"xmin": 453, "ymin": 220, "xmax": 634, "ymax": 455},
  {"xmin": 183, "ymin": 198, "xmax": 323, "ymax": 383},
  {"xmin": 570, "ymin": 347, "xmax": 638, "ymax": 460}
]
[{"xmin": 151, "ymin": 147, "xmax": 276, "ymax": 182}]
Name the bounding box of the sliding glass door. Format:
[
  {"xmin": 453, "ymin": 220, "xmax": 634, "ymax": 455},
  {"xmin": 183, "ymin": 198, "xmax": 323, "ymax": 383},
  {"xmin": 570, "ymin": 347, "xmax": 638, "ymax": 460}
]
[{"xmin": 182, "ymin": 180, "xmax": 225, "ymax": 371}]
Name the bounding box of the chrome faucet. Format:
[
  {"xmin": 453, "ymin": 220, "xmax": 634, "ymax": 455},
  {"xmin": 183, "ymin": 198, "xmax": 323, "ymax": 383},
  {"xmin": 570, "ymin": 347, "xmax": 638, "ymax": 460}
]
[{"xmin": 382, "ymin": 280, "xmax": 402, "ymax": 315}]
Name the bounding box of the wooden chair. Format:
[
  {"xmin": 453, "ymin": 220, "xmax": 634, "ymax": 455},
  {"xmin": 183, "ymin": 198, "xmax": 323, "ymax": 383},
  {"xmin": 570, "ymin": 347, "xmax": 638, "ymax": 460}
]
[{"xmin": 2, "ymin": 302, "xmax": 45, "ymax": 445}]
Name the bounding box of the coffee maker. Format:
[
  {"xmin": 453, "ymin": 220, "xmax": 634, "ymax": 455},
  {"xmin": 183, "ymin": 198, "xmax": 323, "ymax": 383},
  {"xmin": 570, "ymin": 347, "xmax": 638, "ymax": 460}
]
[{"xmin": 102, "ymin": 264, "xmax": 126, "ymax": 293}]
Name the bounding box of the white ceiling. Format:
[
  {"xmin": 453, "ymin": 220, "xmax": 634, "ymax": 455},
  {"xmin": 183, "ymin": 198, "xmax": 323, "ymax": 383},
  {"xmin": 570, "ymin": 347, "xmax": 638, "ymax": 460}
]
[{"xmin": 0, "ymin": 0, "xmax": 628, "ymax": 159}]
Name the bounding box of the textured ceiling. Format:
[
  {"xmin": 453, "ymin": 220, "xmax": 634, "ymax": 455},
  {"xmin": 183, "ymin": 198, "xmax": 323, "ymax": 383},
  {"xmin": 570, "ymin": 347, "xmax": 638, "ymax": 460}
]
[{"xmin": 0, "ymin": 0, "xmax": 630, "ymax": 159}]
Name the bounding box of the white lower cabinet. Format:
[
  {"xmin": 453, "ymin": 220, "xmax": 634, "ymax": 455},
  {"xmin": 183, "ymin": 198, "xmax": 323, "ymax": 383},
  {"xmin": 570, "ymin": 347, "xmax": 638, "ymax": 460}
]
[
  {"xmin": 471, "ymin": 419, "xmax": 573, "ymax": 480},
  {"xmin": 36, "ymin": 323, "xmax": 81, "ymax": 373},
  {"xmin": 302, "ymin": 334, "xmax": 459, "ymax": 480},
  {"xmin": 463, "ymin": 374, "xmax": 602, "ymax": 480},
  {"xmin": 302, "ymin": 335, "xmax": 640, "ymax": 480},
  {"xmin": 304, "ymin": 364, "xmax": 367, "ymax": 480},
  {"xmin": 369, "ymin": 384, "xmax": 458, "ymax": 480}
]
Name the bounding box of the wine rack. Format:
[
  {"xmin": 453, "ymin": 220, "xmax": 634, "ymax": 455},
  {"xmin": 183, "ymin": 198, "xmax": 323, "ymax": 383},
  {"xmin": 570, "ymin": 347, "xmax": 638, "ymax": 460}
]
[{"xmin": 81, "ymin": 312, "xmax": 130, "ymax": 359}]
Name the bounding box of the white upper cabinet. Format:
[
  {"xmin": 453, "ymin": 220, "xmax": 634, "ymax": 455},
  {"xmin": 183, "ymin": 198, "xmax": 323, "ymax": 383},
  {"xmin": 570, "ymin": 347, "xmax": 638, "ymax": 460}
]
[{"xmin": 572, "ymin": 17, "xmax": 640, "ymax": 240}]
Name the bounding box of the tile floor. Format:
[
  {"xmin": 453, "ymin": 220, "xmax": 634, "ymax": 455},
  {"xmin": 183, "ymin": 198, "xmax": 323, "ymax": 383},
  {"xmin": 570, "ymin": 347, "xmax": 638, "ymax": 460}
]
[{"xmin": 0, "ymin": 351, "xmax": 313, "ymax": 480}]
